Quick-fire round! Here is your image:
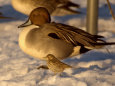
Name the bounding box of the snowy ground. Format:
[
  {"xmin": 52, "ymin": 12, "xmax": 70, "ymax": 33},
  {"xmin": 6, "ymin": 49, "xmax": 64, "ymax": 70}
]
[{"xmin": 0, "ymin": 0, "xmax": 115, "ymax": 86}]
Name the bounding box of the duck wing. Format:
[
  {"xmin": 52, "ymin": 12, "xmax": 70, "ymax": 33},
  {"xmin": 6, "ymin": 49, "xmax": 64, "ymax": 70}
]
[{"xmin": 51, "ymin": 23, "xmax": 115, "ymax": 48}]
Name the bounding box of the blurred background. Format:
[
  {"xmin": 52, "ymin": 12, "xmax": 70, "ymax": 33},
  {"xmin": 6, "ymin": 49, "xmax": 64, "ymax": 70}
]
[{"xmin": 0, "ymin": 0, "xmax": 115, "ymax": 86}]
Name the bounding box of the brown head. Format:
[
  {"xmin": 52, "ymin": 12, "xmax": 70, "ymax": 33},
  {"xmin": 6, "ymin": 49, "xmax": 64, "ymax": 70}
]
[{"xmin": 18, "ymin": 7, "xmax": 51, "ymax": 28}]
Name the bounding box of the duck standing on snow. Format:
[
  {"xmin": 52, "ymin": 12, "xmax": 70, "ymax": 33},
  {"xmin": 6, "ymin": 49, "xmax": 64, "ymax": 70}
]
[
  {"xmin": 18, "ymin": 7, "xmax": 115, "ymax": 61},
  {"xmin": 11, "ymin": 0, "xmax": 80, "ymax": 16}
]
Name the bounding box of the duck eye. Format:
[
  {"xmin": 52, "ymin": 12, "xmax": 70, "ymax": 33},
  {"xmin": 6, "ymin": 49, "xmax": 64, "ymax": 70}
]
[{"xmin": 48, "ymin": 33, "xmax": 60, "ymax": 39}]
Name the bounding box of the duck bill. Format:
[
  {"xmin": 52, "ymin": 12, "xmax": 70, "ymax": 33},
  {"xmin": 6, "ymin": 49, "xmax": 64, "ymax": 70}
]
[{"xmin": 18, "ymin": 19, "xmax": 32, "ymax": 28}]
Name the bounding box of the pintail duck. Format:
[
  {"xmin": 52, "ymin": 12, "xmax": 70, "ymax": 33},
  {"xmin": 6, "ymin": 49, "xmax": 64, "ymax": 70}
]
[
  {"xmin": 11, "ymin": 0, "xmax": 80, "ymax": 16},
  {"xmin": 18, "ymin": 7, "xmax": 115, "ymax": 60}
]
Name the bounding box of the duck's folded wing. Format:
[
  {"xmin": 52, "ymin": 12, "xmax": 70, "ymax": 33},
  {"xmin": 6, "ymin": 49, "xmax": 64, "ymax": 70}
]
[
  {"xmin": 51, "ymin": 23, "xmax": 105, "ymax": 47},
  {"xmin": 52, "ymin": 7, "xmax": 81, "ymax": 16}
]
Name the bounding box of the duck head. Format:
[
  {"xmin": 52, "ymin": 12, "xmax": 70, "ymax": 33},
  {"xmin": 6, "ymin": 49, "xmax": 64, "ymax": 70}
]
[{"xmin": 18, "ymin": 7, "xmax": 51, "ymax": 28}]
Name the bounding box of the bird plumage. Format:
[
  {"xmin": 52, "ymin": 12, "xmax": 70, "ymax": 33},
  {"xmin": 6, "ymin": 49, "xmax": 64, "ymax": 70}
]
[
  {"xmin": 11, "ymin": 0, "xmax": 81, "ymax": 16},
  {"xmin": 18, "ymin": 7, "xmax": 115, "ymax": 61},
  {"xmin": 47, "ymin": 54, "xmax": 72, "ymax": 74}
]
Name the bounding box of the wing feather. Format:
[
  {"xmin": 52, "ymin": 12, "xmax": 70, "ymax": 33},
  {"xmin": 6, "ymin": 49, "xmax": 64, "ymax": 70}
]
[{"xmin": 51, "ymin": 22, "xmax": 105, "ymax": 47}]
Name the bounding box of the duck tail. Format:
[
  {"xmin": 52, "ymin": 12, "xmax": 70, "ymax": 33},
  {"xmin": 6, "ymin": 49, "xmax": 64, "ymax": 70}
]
[
  {"xmin": 85, "ymin": 42, "xmax": 115, "ymax": 49},
  {"xmin": 94, "ymin": 42, "xmax": 115, "ymax": 46},
  {"xmin": 94, "ymin": 35, "xmax": 104, "ymax": 38},
  {"xmin": 67, "ymin": 1, "xmax": 80, "ymax": 8},
  {"xmin": 62, "ymin": 7, "xmax": 81, "ymax": 14}
]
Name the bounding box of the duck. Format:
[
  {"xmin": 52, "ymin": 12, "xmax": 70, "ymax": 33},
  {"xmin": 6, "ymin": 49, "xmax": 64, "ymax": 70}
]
[
  {"xmin": 11, "ymin": 0, "xmax": 80, "ymax": 16},
  {"xmin": 18, "ymin": 7, "xmax": 115, "ymax": 60}
]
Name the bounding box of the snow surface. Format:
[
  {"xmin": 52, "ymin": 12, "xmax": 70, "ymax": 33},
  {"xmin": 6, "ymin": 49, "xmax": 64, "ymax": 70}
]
[{"xmin": 0, "ymin": 0, "xmax": 115, "ymax": 86}]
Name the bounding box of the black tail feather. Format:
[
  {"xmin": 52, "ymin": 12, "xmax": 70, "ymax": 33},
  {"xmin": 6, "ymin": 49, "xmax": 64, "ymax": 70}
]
[
  {"xmin": 67, "ymin": 1, "xmax": 80, "ymax": 8},
  {"xmin": 93, "ymin": 42, "xmax": 115, "ymax": 46},
  {"xmin": 94, "ymin": 35, "xmax": 104, "ymax": 38}
]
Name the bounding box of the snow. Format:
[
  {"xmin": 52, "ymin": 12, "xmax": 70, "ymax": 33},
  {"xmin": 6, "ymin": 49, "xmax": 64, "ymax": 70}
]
[{"xmin": 0, "ymin": 0, "xmax": 115, "ymax": 86}]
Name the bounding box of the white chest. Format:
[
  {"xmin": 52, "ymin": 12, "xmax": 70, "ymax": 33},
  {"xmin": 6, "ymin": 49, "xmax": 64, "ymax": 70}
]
[
  {"xmin": 19, "ymin": 25, "xmax": 43, "ymax": 58},
  {"xmin": 19, "ymin": 25, "xmax": 74, "ymax": 60}
]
